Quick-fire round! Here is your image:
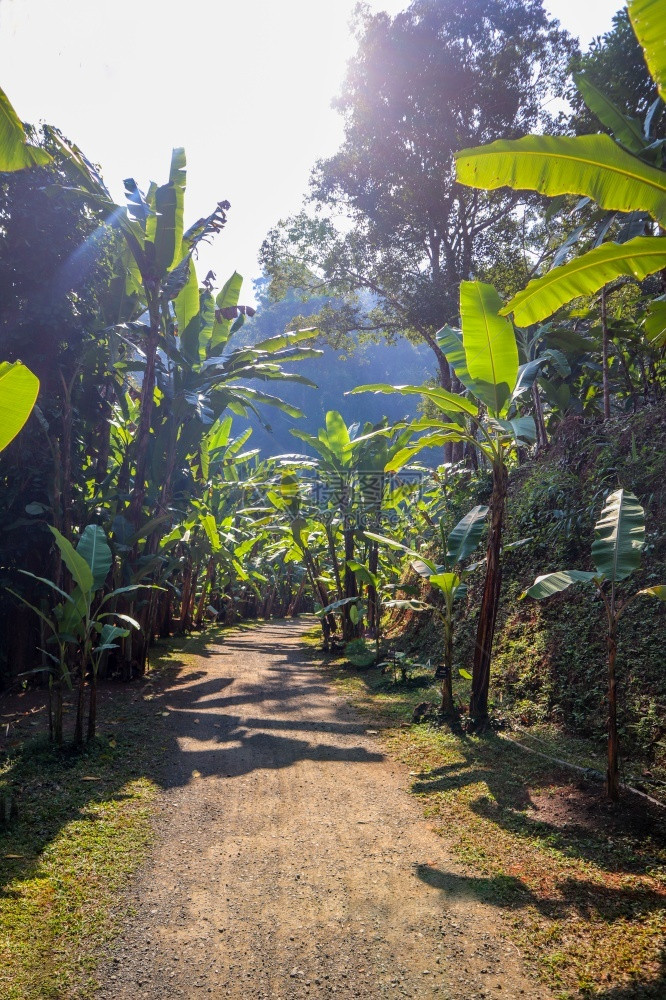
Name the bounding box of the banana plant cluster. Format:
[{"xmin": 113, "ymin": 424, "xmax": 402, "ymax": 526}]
[
  {"xmin": 521, "ymin": 488, "xmax": 665, "ymax": 799},
  {"xmin": 351, "ymin": 279, "xmax": 537, "ymax": 720}
]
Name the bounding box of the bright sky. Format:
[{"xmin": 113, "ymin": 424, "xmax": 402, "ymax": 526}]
[{"xmin": 0, "ymin": 0, "xmax": 624, "ymax": 300}]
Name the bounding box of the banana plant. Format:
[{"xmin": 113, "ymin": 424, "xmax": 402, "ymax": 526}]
[
  {"xmin": 351, "ymin": 279, "xmax": 536, "ymax": 722},
  {"xmin": 370, "ymin": 505, "xmax": 488, "ymax": 714},
  {"xmin": 520, "ymin": 488, "xmax": 665, "ymax": 800},
  {"xmin": 454, "ymin": 0, "xmax": 666, "ymax": 327},
  {"xmin": 10, "ymin": 525, "xmax": 144, "ymax": 744}
]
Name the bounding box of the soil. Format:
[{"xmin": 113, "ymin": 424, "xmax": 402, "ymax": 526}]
[{"xmin": 92, "ymin": 619, "xmax": 551, "ymax": 1000}]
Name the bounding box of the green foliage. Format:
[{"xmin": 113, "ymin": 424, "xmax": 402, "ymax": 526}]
[
  {"xmin": 0, "ymin": 86, "xmax": 51, "ymax": 171},
  {"xmin": 628, "ymin": 0, "xmax": 666, "ymax": 100},
  {"xmin": 0, "ymin": 362, "xmax": 39, "ymax": 452}
]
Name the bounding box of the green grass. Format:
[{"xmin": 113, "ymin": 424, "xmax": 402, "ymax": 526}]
[
  {"xmin": 308, "ymin": 628, "xmax": 666, "ymax": 999},
  {"xmin": 0, "ymin": 625, "xmax": 233, "ymax": 1000}
]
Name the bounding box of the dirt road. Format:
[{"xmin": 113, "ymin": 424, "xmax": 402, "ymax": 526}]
[{"xmin": 96, "ymin": 621, "xmax": 549, "ymax": 1000}]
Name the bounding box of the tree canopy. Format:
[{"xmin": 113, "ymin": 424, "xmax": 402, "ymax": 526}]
[{"xmin": 260, "ymin": 0, "xmax": 576, "ymax": 384}]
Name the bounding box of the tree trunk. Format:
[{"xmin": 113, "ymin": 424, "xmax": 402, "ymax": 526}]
[
  {"xmin": 532, "ymin": 383, "xmax": 548, "ymax": 450},
  {"xmin": 342, "ymin": 527, "xmax": 360, "ymax": 641},
  {"xmin": 87, "ymin": 672, "xmax": 97, "ymax": 742},
  {"xmin": 326, "ymin": 525, "xmax": 343, "ymax": 600},
  {"xmin": 179, "ymin": 555, "xmax": 194, "ymax": 633},
  {"xmin": 50, "ymin": 677, "xmax": 63, "ymax": 745},
  {"xmin": 469, "ymin": 462, "xmax": 507, "ymax": 722},
  {"xmin": 195, "ymin": 559, "xmax": 215, "ymax": 627},
  {"xmin": 606, "ymin": 619, "xmax": 620, "ymax": 801},
  {"xmin": 440, "ymin": 615, "xmax": 454, "ymax": 715},
  {"xmin": 287, "ymin": 575, "xmax": 307, "ymax": 617},
  {"xmin": 437, "ymin": 354, "xmax": 454, "ymax": 465},
  {"xmin": 601, "ymin": 286, "xmax": 611, "ymax": 421},
  {"xmin": 127, "ymin": 297, "xmax": 161, "ymax": 529},
  {"xmin": 74, "ymin": 661, "xmax": 86, "ymax": 746},
  {"xmin": 367, "ymin": 541, "xmax": 379, "ymax": 635}
]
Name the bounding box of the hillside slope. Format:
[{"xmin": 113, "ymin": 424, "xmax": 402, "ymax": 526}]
[{"xmin": 398, "ymin": 406, "xmax": 666, "ymax": 794}]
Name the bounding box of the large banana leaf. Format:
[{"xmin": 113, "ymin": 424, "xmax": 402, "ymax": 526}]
[
  {"xmin": 0, "ymin": 86, "xmax": 51, "ymax": 171},
  {"xmin": 349, "ymin": 383, "xmax": 478, "ymax": 417},
  {"xmin": 50, "ymin": 527, "xmax": 94, "ymax": 597},
  {"xmin": 252, "ymin": 328, "xmax": 319, "ymax": 352},
  {"xmin": 428, "ymin": 572, "xmax": 460, "ymax": 599},
  {"xmin": 644, "ymin": 299, "xmax": 666, "ymax": 347},
  {"xmin": 0, "ymin": 361, "xmax": 40, "ymax": 452},
  {"xmin": 628, "ymin": 0, "xmax": 666, "ymax": 101},
  {"xmin": 447, "ymin": 505, "xmax": 489, "ymax": 564},
  {"xmin": 436, "ymin": 325, "xmax": 477, "ymax": 392},
  {"xmin": 520, "ymin": 569, "xmax": 598, "ymax": 600},
  {"xmin": 455, "ymin": 134, "xmax": 666, "ymax": 225},
  {"xmin": 174, "ymin": 257, "xmax": 199, "ymax": 336},
  {"xmin": 574, "ymin": 74, "xmax": 646, "ymax": 153},
  {"xmin": 76, "ymin": 525, "xmax": 113, "ymax": 592},
  {"xmin": 591, "ymin": 488, "xmax": 645, "ymax": 583},
  {"xmin": 460, "ymin": 281, "xmax": 518, "ymax": 415},
  {"xmin": 503, "ymin": 237, "xmax": 666, "ymax": 327},
  {"xmin": 209, "ymin": 272, "xmax": 243, "ymax": 353},
  {"xmin": 154, "ymin": 148, "xmax": 186, "ymax": 278},
  {"xmin": 324, "ymin": 411, "xmax": 351, "ymax": 463}
]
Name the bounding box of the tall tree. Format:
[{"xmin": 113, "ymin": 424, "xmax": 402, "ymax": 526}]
[{"xmin": 260, "ymin": 0, "xmax": 575, "ymax": 389}]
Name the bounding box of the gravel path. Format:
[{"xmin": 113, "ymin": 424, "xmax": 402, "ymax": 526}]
[{"xmin": 96, "ymin": 620, "xmax": 550, "ymax": 1000}]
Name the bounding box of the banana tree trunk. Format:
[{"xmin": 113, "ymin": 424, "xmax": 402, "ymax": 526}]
[
  {"xmin": 342, "ymin": 527, "xmax": 360, "ymax": 641},
  {"xmin": 469, "ymin": 462, "xmax": 507, "ymax": 722},
  {"xmin": 532, "ymin": 384, "xmax": 548, "ymax": 450},
  {"xmin": 440, "ymin": 608, "xmax": 454, "ymax": 715},
  {"xmin": 601, "ymin": 286, "xmax": 611, "ymax": 421},
  {"xmin": 179, "ymin": 553, "xmax": 194, "ymax": 633},
  {"xmin": 326, "ymin": 525, "xmax": 343, "ymax": 600},
  {"xmin": 367, "ymin": 540, "xmax": 379, "ymax": 635},
  {"xmin": 606, "ymin": 618, "xmax": 620, "ymax": 801},
  {"xmin": 87, "ymin": 671, "xmax": 97, "ymax": 742},
  {"xmin": 127, "ymin": 294, "xmax": 161, "ymax": 529},
  {"xmin": 74, "ymin": 656, "xmax": 86, "ymax": 746},
  {"xmin": 195, "ymin": 558, "xmax": 215, "ymax": 627},
  {"xmin": 287, "ymin": 575, "xmax": 307, "ymax": 617}
]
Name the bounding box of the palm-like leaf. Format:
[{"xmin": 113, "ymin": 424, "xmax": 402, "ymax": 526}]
[
  {"xmin": 348, "ymin": 383, "xmax": 478, "ymax": 418},
  {"xmin": 574, "ymin": 74, "xmax": 646, "ymax": 152},
  {"xmin": 591, "ymin": 489, "xmax": 645, "ymax": 583},
  {"xmin": 520, "ymin": 569, "xmax": 598, "ymax": 600},
  {"xmin": 455, "ymin": 134, "xmax": 666, "ymax": 225},
  {"xmin": 76, "ymin": 525, "xmax": 113, "ymax": 592},
  {"xmin": 460, "ymin": 281, "xmax": 518, "ymax": 415},
  {"xmin": 447, "ymin": 506, "xmax": 489, "ymax": 564},
  {"xmin": 50, "ymin": 527, "xmax": 94, "ymax": 597},
  {"xmin": 503, "ymin": 237, "xmax": 666, "ymax": 327},
  {"xmin": 628, "ymin": 0, "xmax": 666, "ymax": 101},
  {"xmin": 0, "ymin": 86, "xmax": 51, "ymax": 171},
  {"xmin": 0, "ymin": 361, "xmax": 40, "ymax": 452},
  {"xmin": 154, "ymin": 147, "xmax": 186, "ymax": 277}
]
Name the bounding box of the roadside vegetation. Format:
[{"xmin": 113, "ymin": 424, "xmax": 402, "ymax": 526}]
[{"xmin": 1, "ymin": 0, "xmax": 665, "ymax": 996}]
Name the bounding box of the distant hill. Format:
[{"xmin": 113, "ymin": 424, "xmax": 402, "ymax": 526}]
[{"xmin": 233, "ymin": 281, "xmax": 435, "ymax": 458}]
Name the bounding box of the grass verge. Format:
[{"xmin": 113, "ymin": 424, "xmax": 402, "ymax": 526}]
[
  {"xmin": 305, "ymin": 629, "xmax": 666, "ymax": 999},
  {"xmin": 0, "ymin": 626, "xmax": 232, "ymax": 1000}
]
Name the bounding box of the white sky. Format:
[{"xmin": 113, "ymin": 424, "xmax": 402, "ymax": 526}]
[{"xmin": 0, "ymin": 0, "xmax": 624, "ymax": 300}]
